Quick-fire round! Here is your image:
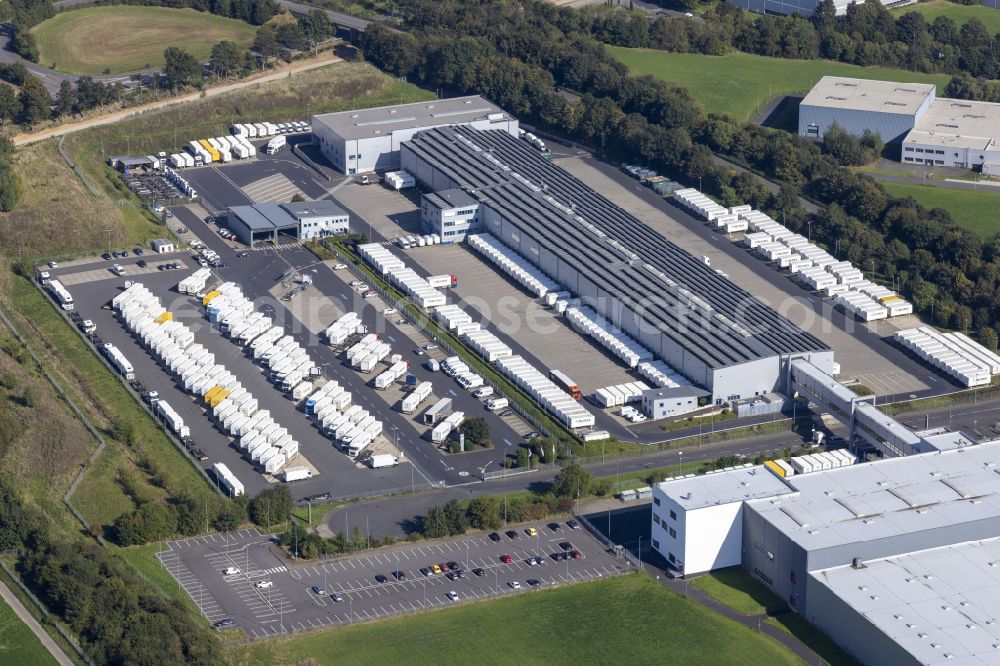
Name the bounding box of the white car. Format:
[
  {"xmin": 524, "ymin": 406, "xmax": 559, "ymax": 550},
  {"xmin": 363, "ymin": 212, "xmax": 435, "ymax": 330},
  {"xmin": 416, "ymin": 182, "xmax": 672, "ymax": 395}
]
[
  {"xmin": 356, "ymin": 283, "xmax": 369, "ymax": 292},
  {"xmin": 333, "ymin": 263, "xmax": 347, "ymax": 270},
  {"xmin": 48, "ymin": 261, "xmax": 59, "ymax": 269},
  {"xmin": 383, "ymin": 308, "xmax": 397, "ymax": 315},
  {"xmin": 223, "ymin": 567, "xmax": 240, "ymax": 576},
  {"xmin": 508, "ymin": 581, "xmax": 521, "ymax": 590},
  {"xmin": 254, "ymin": 580, "xmax": 273, "ymax": 589},
  {"xmin": 446, "ymin": 591, "xmax": 459, "ymax": 601}
]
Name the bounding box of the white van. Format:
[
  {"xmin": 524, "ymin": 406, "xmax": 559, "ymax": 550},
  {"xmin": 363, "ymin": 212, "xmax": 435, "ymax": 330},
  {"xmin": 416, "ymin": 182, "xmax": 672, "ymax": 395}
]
[
  {"xmin": 473, "ymin": 386, "xmax": 494, "ymax": 399},
  {"xmin": 486, "ymin": 397, "xmax": 509, "ymax": 412}
]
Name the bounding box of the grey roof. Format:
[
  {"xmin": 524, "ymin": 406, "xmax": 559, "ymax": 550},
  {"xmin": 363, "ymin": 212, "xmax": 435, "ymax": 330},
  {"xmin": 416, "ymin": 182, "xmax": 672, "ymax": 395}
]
[
  {"xmin": 906, "ymin": 97, "xmax": 1000, "ymax": 151},
  {"xmin": 312, "ymin": 96, "xmax": 510, "ymax": 141},
  {"xmin": 281, "ymin": 200, "xmax": 347, "ymax": 219},
  {"xmin": 424, "ymin": 188, "xmax": 478, "ymax": 211},
  {"xmin": 913, "ymin": 428, "xmax": 977, "ymax": 453},
  {"xmin": 229, "ymin": 205, "xmax": 279, "ymax": 231},
  {"xmin": 801, "ymin": 76, "xmax": 935, "ymax": 115},
  {"xmin": 402, "ymin": 126, "xmax": 830, "ymax": 370},
  {"xmin": 230, "ymin": 200, "xmax": 345, "ymax": 230},
  {"xmin": 749, "ymin": 441, "xmax": 1000, "ymax": 552},
  {"xmin": 642, "ymin": 387, "xmax": 709, "ymax": 400},
  {"xmin": 810, "ymin": 538, "xmax": 1000, "ymax": 665},
  {"xmin": 655, "ymin": 465, "xmax": 793, "ymax": 511}
]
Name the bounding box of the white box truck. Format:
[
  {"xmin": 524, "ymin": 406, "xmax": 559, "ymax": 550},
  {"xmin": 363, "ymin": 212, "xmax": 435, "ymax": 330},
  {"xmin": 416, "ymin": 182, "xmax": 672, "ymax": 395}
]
[
  {"xmin": 282, "ymin": 466, "xmax": 313, "ymax": 482},
  {"xmin": 369, "ymin": 454, "xmax": 398, "ymax": 469}
]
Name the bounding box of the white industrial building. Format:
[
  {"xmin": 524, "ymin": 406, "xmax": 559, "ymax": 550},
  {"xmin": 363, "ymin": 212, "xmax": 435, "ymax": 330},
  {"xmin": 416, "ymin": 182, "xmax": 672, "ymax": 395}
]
[
  {"xmin": 732, "ymin": 0, "xmax": 909, "ymax": 17},
  {"xmin": 311, "ymin": 96, "xmax": 519, "ymax": 175},
  {"xmin": 800, "ymin": 76, "xmax": 1000, "ymax": 169},
  {"xmin": 652, "ymin": 439, "xmax": 1000, "ymax": 665},
  {"xmin": 420, "ymin": 188, "xmax": 481, "ymax": 241},
  {"xmin": 227, "ymin": 200, "xmax": 349, "ymax": 246}
]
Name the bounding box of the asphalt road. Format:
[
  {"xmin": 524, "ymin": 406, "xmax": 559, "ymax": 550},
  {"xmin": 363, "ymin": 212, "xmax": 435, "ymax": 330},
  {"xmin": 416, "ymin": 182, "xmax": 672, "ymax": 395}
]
[
  {"xmin": 319, "ymin": 395, "xmax": 1000, "ymax": 540},
  {"xmin": 157, "ymin": 521, "xmax": 627, "ymax": 638}
]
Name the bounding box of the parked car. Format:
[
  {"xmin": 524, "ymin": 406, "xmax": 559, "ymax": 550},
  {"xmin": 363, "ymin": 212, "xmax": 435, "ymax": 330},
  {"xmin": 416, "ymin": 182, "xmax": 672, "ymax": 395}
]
[
  {"xmin": 431, "ymin": 564, "xmax": 442, "ymax": 575},
  {"xmin": 254, "ymin": 580, "xmax": 273, "ymax": 589},
  {"xmin": 489, "ymin": 532, "xmax": 501, "ymax": 542},
  {"xmin": 508, "ymin": 581, "xmax": 521, "ymax": 590},
  {"xmin": 525, "ymin": 527, "xmax": 538, "ymax": 537},
  {"xmin": 392, "ymin": 571, "xmax": 406, "ymax": 581},
  {"xmin": 566, "ymin": 519, "xmax": 580, "ymax": 530},
  {"xmin": 559, "ymin": 542, "xmax": 574, "ymax": 552},
  {"xmin": 570, "ymin": 550, "xmax": 582, "ymax": 559},
  {"xmin": 331, "ymin": 591, "xmax": 343, "ymax": 602},
  {"xmin": 547, "ymin": 522, "xmax": 562, "ymax": 532},
  {"xmin": 213, "ymin": 618, "xmax": 235, "ymax": 628},
  {"xmin": 375, "ymin": 574, "xmax": 387, "ymax": 584},
  {"xmin": 526, "ymin": 579, "xmax": 542, "ymax": 588},
  {"xmin": 505, "ymin": 530, "xmax": 519, "ymax": 540},
  {"xmin": 101, "ymin": 253, "xmax": 112, "ymax": 261},
  {"xmin": 223, "ymin": 567, "xmax": 239, "ymax": 575},
  {"xmin": 312, "ymin": 585, "xmax": 326, "ymax": 595},
  {"xmin": 447, "ymin": 562, "xmax": 459, "ymax": 571},
  {"xmin": 137, "ymin": 260, "xmax": 147, "ymax": 268},
  {"xmin": 333, "ymin": 263, "xmax": 347, "ymax": 270},
  {"xmin": 133, "ymin": 247, "xmax": 144, "ymax": 256},
  {"xmin": 472, "ymin": 568, "xmax": 485, "ymax": 577},
  {"xmin": 48, "ymin": 261, "xmax": 59, "ymax": 268},
  {"xmin": 500, "ymin": 554, "xmax": 512, "ymax": 564},
  {"xmin": 419, "ymin": 567, "xmax": 431, "ymax": 577},
  {"xmin": 446, "ymin": 591, "xmax": 459, "ymax": 601}
]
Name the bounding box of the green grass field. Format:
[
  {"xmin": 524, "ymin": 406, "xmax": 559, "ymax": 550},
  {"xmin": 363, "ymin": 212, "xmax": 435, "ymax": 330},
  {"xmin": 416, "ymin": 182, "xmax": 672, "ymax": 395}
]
[
  {"xmin": 892, "ymin": 0, "xmax": 1000, "ymax": 34},
  {"xmin": 608, "ymin": 47, "xmax": 953, "ymax": 122},
  {"xmin": 32, "ymin": 6, "xmax": 258, "ymax": 75},
  {"xmin": 879, "ymin": 181, "xmax": 1000, "ymax": 238},
  {"xmin": 0, "ymin": 595, "xmax": 58, "ymax": 666},
  {"xmin": 227, "ymin": 574, "xmax": 804, "ymax": 665},
  {"xmin": 692, "ymin": 567, "xmax": 787, "ymax": 616}
]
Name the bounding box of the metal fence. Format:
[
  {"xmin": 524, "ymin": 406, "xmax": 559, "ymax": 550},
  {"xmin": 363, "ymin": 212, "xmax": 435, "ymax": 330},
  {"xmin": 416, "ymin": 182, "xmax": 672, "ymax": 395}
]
[{"xmin": 481, "ymin": 466, "xmax": 539, "ymax": 481}]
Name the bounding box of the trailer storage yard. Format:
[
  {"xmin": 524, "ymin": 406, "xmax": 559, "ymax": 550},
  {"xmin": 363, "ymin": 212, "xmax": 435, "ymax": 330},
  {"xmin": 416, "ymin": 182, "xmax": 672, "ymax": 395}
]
[{"xmin": 42, "ymin": 209, "xmax": 526, "ymax": 498}]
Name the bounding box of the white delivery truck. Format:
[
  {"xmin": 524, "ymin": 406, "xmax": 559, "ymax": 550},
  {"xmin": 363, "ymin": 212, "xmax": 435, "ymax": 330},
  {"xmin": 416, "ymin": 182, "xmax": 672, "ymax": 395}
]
[
  {"xmin": 486, "ymin": 397, "xmax": 509, "ymax": 412},
  {"xmin": 369, "ymin": 454, "xmax": 399, "ymax": 469},
  {"xmin": 282, "ymin": 466, "xmax": 312, "ymax": 482}
]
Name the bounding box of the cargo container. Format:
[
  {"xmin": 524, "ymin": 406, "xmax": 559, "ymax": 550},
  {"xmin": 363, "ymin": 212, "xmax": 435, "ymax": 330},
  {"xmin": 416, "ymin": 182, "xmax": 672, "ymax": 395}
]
[
  {"xmin": 212, "ymin": 463, "xmax": 244, "ymax": 496},
  {"xmin": 401, "ymin": 381, "xmax": 433, "ymax": 413},
  {"xmin": 423, "ymin": 397, "xmax": 452, "ymax": 425},
  {"xmin": 290, "ymin": 381, "xmax": 312, "ymax": 401},
  {"xmin": 369, "ymin": 454, "xmax": 398, "ymax": 469},
  {"xmin": 156, "ymin": 400, "xmax": 189, "ymax": 438}
]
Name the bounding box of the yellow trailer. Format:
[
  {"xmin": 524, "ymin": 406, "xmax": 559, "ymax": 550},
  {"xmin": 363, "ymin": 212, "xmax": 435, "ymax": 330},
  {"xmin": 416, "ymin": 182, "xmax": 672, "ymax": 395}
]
[
  {"xmin": 208, "ymin": 389, "xmax": 230, "ymax": 408},
  {"xmin": 202, "ymin": 290, "xmax": 221, "ymax": 306},
  {"xmin": 764, "ymin": 460, "xmax": 787, "ymax": 478},
  {"xmin": 204, "ymin": 385, "xmax": 224, "ymax": 403},
  {"xmin": 199, "ymin": 139, "xmax": 220, "ymax": 162},
  {"xmin": 879, "ymin": 295, "xmax": 902, "ymax": 304},
  {"xmin": 154, "ymin": 311, "xmax": 173, "ymax": 324}
]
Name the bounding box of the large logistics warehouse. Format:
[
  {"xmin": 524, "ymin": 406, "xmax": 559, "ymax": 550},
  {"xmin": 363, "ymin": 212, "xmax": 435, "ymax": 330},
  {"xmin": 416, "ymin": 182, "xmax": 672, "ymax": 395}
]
[
  {"xmin": 800, "ymin": 76, "xmax": 1000, "ymax": 169},
  {"xmin": 401, "ymin": 126, "xmax": 835, "ymax": 404},
  {"xmin": 311, "ymin": 96, "xmax": 519, "ymax": 175},
  {"xmin": 652, "ymin": 440, "xmax": 1000, "ymax": 665}
]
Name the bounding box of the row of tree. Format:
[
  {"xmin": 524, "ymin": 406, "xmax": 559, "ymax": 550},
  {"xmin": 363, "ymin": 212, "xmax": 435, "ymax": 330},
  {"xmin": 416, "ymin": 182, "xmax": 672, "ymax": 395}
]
[
  {"xmin": 98, "ymin": 0, "xmax": 279, "ymax": 25},
  {"xmin": 0, "ymin": 478, "xmax": 222, "ymax": 664},
  {"xmin": 591, "ymin": 0, "xmax": 1000, "ymax": 87},
  {"xmin": 8, "ymin": 0, "xmax": 55, "ymax": 62},
  {"xmin": 359, "ymin": 0, "xmax": 1000, "ymax": 343}
]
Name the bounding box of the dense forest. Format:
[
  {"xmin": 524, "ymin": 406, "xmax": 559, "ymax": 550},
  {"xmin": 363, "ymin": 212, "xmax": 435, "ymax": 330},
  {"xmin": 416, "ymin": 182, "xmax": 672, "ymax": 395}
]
[{"xmin": 360, "ymin": 0, "xmax": 999, "ymax": 346}]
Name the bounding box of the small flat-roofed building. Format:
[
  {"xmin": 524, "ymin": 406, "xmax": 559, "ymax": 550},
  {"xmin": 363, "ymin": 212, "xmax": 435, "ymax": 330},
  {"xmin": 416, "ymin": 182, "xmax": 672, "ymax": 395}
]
[
  {"xmin": 640, "ymin": 387, "xmax": 709, "ymax": 419},
  {"xmin": 311, "ymin": 96, "xmax": 519, "ymax": 175},
  {"xmin": 151, "ymin": 239, "xmax": 175, "ymax": 254},
  {"xmin": 798, "ymin": 76, "xmax": 936, "ymax": 143},
  {"xmin": 227, "ymin": 200, "xmax": 349, "ymax": 245},
  {"xmin": 420, "ymin": 188, "xmax": 481, "ymax": 241},
  {"xmin": 742, "ymin": 0, "xmax": 905, "ymax": 16}
]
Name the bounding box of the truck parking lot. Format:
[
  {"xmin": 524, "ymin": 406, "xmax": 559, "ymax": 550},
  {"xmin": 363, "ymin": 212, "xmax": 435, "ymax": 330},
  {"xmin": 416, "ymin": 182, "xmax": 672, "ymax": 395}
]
[{"xmin": 156, "ymin": 521, "xmax": 631, "ymax": 639}]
